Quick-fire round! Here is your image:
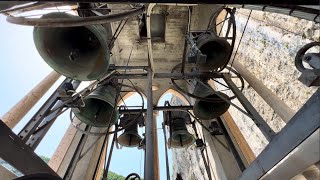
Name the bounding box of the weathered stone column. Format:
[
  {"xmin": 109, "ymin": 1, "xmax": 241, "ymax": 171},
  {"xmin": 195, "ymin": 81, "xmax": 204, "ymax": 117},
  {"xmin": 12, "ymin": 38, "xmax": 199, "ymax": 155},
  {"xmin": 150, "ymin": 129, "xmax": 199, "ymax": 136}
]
[
  {"xmin": 232, "ymin": 61, "xmax": 295, "ymax": 123},
  {"xmin": 153, "ymin": 111, "xmax": 160, "ymax": 180},
  {"xmin": 0, "ymin": 164, "xmax": 17, "ymax": 180},
  {"xmin": 48, "ymin": 124, "xmax": 77, "ymax": 172},
  {"xmin": 1, "ymin": 71, "xmax": 60, "ymax": 129},
  {"xmin": 54, "ymin": 122, "xmax": 109, "ymax": 180}
]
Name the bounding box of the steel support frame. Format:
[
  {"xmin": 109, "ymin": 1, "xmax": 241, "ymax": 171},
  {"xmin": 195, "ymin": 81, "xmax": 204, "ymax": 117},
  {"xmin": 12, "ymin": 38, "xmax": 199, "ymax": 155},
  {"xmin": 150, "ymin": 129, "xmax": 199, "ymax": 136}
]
[
  {"xmin": 223, "ymin": 74, "xmax": 276, "ymax": 141},
  {"xmin": 18, "ymin": 78, "xmax": 81, "ymax": 149},
  {"xmin": 144, "ymin": 67, "xmax": 159, "ymax": 180},
  {"xmin": 239, "ymin": 89, "xmax": 320, "ymax": 180},
  {"xmin": 0, "ymin": 120, "xmax": 58, "ymax": 176}
]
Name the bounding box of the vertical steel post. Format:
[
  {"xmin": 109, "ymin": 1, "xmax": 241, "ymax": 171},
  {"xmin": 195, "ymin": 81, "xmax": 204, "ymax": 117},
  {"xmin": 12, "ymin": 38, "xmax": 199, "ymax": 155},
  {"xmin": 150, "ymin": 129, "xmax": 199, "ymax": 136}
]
[{"xmin": 144, "ymin": 67, "xmax": 159, "ymax": 180}]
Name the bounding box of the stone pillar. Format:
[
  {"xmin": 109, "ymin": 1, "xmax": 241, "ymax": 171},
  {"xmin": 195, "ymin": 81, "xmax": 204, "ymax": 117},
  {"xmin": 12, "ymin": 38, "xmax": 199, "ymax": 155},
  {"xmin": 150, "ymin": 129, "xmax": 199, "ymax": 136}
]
[
  {"xmin": 1, "ymin": 71, "xmax": 60, "ymax": 129},
  {"xmin": 153, "ymin": 111, "xmax": 160, "ymax": 180},
  {"xmin": 54, "ymin": 122, "xmax": 108, "ymax": 180},
  {"xmin": 0, "ymin": 165, "xmax": 17, "ymax": 180},
  {"xmin": 48, "ymin": 124, "xmax": 77, "ymax": 171},
  {"xmin": 232, "ymin": 61, "xmax": 295, "ymax": 123}
]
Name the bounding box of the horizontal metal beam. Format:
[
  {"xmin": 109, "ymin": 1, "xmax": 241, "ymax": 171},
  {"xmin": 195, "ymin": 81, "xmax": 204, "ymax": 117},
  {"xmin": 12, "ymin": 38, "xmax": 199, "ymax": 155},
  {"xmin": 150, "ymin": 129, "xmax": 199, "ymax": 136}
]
[
  {"xmin": 119, "ymin": 105, "xmax": 193, "ymax": 114},
  {"xmin": 9, "ymin": 0, "xmax": 319, "ymax": 5},
  {"xmin": 108, "ymin": 65, "xmax": 148, "ymax": 71},
  {"xmin": 238, "ymin": 89, "xmax": 320, "ymax": 180},
  {"xmin": 0, "ymin": 120, "xmax": 58, "ymax": 176},
  {"xmin": 260, "ymin": 129, "xmax": 320, "ymax": 180},
  {"xmin": 112, "ymin": 72, "xmax": 223, "ymax": 79}
]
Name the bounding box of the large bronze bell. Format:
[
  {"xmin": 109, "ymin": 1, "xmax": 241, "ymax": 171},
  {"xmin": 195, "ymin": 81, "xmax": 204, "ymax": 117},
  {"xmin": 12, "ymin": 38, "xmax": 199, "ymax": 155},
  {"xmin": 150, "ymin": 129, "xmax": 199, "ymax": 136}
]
[
  {"xmin": 168, "ymin": 111, "xmax": 195, "ymax": 148},
  {"xmin": 72, "ymin": 84, "xmax": 118, "ymax": 127},
  {"xmin": 193, "ymin": 81, "xmax": 230, "ymax": 120},
  {"xmin": 196, "ymin": 33, "xmax": 231, "ymax": 70},
  {"xmin": 33, "ymin": 12, "xmax": 110, "ymax": 81},
  {"xmin": 118, "ymin": 114, "xmax": 143, "ymax": 147}
]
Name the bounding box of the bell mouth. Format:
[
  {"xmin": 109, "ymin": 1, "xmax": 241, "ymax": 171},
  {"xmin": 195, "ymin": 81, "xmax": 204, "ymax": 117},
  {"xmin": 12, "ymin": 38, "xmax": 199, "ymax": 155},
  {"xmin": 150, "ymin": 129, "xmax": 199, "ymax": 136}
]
[
  {"xmin": 193, "ymin": 93, "xmax": 230, "ymax": 120},
  {"xmin": 169, "ymin": 130, "xmax": 195, "ymax": 148},
  {"xmin": 33, "ymin": 12, "xmax": 109, "ymax": 81},
  {"xmin": 196, "ymin": 35, "xmax": 231, "ymax": 70},
  {"xmin": 72, "ymin": 98, "xmax": 118, "ymax": 127},
  {"xmin": 118, "ymin": 133, "xmax": 142, "ymax": 147}
]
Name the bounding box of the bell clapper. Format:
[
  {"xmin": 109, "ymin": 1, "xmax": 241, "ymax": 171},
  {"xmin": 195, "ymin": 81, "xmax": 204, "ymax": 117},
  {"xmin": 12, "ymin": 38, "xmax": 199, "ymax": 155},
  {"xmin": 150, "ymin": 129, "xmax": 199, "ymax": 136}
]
[{"xmin": 129, "ymin": 135, "xmax": 132, "ymax": 146}]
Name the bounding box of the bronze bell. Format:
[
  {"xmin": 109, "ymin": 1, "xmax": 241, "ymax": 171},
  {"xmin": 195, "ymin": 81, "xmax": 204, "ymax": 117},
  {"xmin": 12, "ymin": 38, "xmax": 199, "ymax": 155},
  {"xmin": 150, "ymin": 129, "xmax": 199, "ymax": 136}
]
[
  {"xmin": 168, "ymin": 111, "xmax": 195, "ymax": 148},
  {"xmin": 193, "ymin": 81, "xmax": 230, "ymax": 120},
  {"xmin": 196, "ymin": 33, "xmax": 231, "ymax": 70},
  {"xmin": 118, "ymin": 114, "xmax": 143, "ymax": 147},
  {"xmin": 72, "ymin": 84, "xmax": 118, "ymax": 127},
  {"xmin": 33, "ymin": 12, "xmax": 110, "ymax": 81}
]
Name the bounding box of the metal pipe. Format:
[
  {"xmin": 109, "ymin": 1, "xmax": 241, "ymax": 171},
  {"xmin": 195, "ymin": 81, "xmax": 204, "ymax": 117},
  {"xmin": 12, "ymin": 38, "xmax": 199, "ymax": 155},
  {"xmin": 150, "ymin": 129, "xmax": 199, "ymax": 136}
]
[
  {"xmin": 1, "ymin": 71, "xmax": 60, "ymax": 129},
  {"xmin": 232, "ymin": 61, "xmax": 295, "ymax": 123},
  {"xmin": 119, "ymin": 106, "xmax": 193, "ymax": 114},
  {"xmin": 111, "ymin": 72, "xmax": 223, "ymax": 79},
  {"xmin": 144, "ymin": 67, "xmax": 159, "ymax": 180}
]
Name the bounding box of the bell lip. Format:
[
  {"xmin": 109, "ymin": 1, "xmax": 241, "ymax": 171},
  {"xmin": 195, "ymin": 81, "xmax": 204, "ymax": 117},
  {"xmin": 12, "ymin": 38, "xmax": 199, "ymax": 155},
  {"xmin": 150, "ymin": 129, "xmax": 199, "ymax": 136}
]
[
  {"xmin": 33, "ymin": 12, "xmax": 110, "ymax": 81},
  {"xmin": 118, "ymin": 133, "xmax": 142, "ymax": 147},
  {"xmin": 169, "ymin": 136, "xmax": 195, "ymax": 148},
  {"xmin": 169, "ymin": 130, "xmax": 196, "ymax": 148},
  {"xmin": 193, "ymin": 92, "xmax": 230, "ymax": 120},
  {"xmin": 72, "ymin": 110, "xmax": 119, "ymax": 127},
  {"xmin": 197, "ymin": 34, "xmax": 231, "ymax": 53}
]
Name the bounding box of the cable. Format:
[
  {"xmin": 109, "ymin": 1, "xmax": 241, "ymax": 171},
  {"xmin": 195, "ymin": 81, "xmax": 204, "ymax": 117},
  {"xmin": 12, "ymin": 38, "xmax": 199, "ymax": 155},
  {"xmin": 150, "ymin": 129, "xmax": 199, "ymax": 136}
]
[{"xmin": 229, "ymin": 10, "xmax": 252, "ymax": 68}]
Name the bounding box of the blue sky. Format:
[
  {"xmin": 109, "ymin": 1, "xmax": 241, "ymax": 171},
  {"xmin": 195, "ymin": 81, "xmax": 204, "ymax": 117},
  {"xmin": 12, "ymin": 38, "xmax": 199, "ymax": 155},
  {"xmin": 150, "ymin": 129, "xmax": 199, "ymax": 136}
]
[{"xmin": 0, "ymin": 14, "xmax": 172, "ymax": 179}]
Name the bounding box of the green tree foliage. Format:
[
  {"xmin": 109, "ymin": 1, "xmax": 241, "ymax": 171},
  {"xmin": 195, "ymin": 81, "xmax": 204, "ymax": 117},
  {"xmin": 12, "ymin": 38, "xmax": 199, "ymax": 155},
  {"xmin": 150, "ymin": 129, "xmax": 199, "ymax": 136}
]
[
  {"xmin": 106, "ymin": 171, "xmax": 125, "ymax": 180},
  {"xmin": 39, "ymin": 155, "xmax": 50, "ymax": 164}
]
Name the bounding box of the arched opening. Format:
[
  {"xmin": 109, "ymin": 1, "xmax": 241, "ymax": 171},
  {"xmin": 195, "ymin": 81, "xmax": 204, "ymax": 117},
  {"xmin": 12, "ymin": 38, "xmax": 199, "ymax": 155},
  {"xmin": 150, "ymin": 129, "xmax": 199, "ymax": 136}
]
[
  {"xmin": 156, "ymin": 89, "xmax": 192, "ymax": 180},
  {"xmin": 107, "ymin": 92, "xmax": 146, "ymax": 178}
]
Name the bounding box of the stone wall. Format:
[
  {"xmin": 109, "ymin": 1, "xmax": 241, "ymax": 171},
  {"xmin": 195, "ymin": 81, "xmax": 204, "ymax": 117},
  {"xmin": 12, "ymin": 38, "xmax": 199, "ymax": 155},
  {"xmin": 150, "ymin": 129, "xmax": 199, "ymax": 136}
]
[
  {"xmin": 222, "ymin": 9, "xmax": 318, "ymax": 155},
  {"xmin": 171, "ymin": 7, "xmax": 319, "ymax": 180}
]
